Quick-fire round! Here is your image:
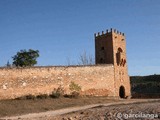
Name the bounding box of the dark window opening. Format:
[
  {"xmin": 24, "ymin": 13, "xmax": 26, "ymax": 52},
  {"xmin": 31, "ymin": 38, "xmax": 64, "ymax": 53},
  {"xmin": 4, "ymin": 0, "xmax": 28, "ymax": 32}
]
[
  {"xmin": 101, "ymin": 47, "xmax": 104, "ymax": 50},
  {"xmin": 116, "ymin": 52, "xmax": 120, "ymax": 65},
  {"xmin": 120, "ymin": 59, "xmax": 124, "ymax": 66},
  {"xmin": 118, "ymin": 48, "xmax": 123, "ymax": 52},
  {"xmin": 100, "ymin": 58, "xmax": 105, "ymax": 64},
  {"xmin": 123, "ymin": 59, "xmax": 126, "ymax": 66},
  {"xmin": 116, "ymin": 47, "xmax": 123, "ymax": 66}
]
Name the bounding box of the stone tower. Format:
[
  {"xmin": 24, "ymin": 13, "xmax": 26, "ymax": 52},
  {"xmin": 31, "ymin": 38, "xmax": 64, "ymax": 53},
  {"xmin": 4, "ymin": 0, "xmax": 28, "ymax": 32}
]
[{"xmin": 95, "ymin": 28, "xmax": 131, "ymax": 98}]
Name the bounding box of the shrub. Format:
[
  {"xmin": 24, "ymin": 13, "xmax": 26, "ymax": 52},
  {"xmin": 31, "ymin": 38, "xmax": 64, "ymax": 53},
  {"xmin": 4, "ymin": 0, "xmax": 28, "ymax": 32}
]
[
  {"xmin": 68, "ymin": 82, "xmax": 81, "ymax": 98},
  {"xmin": 15, "ymin": 94, "xmax": 36, "ymax": 100},
  {"xmin": 36, "ymin": 94, "xmax": 48, "ymax": 99},
  {"xmin": 26, "ymin": 94, "xmax": 36, "ymax": 100},
  {"xmin": 15, "ymin": 96, "xmax": 26, "ymax": 100},
  {"xmin": 70, "ymin": 91, "xmax": 80, "ymax": 98},
  {"xmin": 50, "ymin": 91, "xmax": 61, "ymax": 98},
  {"xmin": 63, "ymin": 91, "xmax": 80, "ymax": 98},
  {"xmin": 69, "ymin": 81, "xmax": 81, "ymax": 92},
  {"xmin": 63, "ymin": 94, "xmax": 70, "ymax": 98},
  {"xmin": 50, "ymin": 86, "xmax": 64, "ymax": 98}
]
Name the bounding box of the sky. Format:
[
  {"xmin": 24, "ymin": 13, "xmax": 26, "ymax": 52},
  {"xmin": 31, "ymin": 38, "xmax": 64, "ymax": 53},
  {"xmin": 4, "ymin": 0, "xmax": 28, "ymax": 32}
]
[{"xmin": 0, "ymin": 0, "xmax": 160, "ymax": 76}]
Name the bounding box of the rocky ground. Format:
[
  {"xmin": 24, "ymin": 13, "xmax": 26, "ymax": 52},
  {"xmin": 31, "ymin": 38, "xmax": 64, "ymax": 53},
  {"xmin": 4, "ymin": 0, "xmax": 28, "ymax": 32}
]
[{"xmin": 51, "ymin": 101, "xmax": 160, "ymax": 120}]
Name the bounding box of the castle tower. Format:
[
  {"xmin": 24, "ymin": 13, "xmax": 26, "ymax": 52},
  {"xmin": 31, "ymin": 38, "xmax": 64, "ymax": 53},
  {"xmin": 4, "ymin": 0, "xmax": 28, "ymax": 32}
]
[{"xmin": 95, "ymin": 28, "xmax": 131, "ymax": 98}]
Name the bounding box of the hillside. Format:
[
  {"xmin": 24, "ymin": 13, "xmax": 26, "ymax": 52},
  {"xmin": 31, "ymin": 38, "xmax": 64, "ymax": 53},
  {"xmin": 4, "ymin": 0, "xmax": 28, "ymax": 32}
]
[{"xmin": 130, "ymin": 75, "xmax": 160, "ymax": 98}]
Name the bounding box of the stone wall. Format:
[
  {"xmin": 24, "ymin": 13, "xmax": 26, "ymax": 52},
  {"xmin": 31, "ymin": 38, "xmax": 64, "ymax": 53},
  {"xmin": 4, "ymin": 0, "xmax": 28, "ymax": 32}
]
[{"xmin": 0, "ymin": 65, "xmax": 115, "ymax": 100}]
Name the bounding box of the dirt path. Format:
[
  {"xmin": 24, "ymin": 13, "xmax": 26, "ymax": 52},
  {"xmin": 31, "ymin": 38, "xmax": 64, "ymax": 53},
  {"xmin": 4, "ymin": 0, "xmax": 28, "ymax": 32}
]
[{"xmin": 1, "ymin": 99, "xmax": 160, "ymax": 120}]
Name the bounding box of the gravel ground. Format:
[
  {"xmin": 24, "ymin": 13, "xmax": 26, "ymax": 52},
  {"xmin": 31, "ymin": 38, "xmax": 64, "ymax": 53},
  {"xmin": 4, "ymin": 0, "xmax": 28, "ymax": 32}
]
[{"xmin": 52, "ymin": 101, "xmax": 160, "ymax": 120}]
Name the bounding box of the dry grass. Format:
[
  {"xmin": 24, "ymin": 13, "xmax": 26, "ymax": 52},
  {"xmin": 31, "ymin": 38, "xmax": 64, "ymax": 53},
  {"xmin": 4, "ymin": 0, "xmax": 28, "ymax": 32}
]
[{"xmin": 0, "ymin": 96, "xmax": 118, "ymax": 117}]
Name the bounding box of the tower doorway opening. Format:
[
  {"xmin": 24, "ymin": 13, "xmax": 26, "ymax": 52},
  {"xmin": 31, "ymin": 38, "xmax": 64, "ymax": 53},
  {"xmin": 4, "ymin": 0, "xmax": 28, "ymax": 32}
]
[{"xmin": 119, "ymin": 86, "xmax": 125, "ymax": 98}]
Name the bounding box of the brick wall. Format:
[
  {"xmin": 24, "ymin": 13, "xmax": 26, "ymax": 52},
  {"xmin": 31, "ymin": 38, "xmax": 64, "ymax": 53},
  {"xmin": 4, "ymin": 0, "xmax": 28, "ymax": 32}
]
[{"xmin": 0, "ymin": 65, "xmax": 115, "ymax": 100}]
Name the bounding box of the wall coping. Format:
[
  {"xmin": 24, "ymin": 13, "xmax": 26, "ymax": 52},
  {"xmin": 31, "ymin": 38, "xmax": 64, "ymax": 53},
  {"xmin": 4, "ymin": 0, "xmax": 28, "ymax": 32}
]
[{"xmin": 0, "ymin": 64, "xmax": 114, "ymax": 70}]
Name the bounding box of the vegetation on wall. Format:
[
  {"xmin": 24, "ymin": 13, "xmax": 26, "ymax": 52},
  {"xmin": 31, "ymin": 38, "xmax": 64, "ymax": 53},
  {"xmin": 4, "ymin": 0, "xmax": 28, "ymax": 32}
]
[
  {"xmin": 68, "ymin": 82, "xmax": 82, "ymax": 98},
  {"xmin": 50, "ymin": 86, "xmax": 64, "ymax": 98},
  {"xmin": 69, "ymin": 81, "xmax": 81, "ymax": 92}
]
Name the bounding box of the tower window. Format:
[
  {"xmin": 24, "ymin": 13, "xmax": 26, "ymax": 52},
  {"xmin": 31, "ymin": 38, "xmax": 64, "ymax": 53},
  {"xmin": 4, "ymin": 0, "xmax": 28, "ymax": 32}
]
[
  {"xmin": 101, "ymin": 47, "xmax": 104, "ymax": 50},
  {"xmin": 116, "ymin": 47, "xmax": 123, "ymax": 66},
  {"xmin": 100, "ymin": 58, "xmax": 104, "ymax": 63}
]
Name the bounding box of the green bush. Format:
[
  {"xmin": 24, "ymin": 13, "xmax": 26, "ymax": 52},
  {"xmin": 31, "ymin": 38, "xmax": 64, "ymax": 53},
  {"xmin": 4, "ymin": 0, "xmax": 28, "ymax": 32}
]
[{"xmin": 69, "ymin": 81, "xmax": 81, "ymax": 92}]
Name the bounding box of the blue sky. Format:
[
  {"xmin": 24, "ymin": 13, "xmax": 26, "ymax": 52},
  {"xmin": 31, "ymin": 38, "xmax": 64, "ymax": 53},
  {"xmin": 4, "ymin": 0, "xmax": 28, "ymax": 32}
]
[{"xmin": 0, "ymin": 0, "xmax": 160, "ymax": 76}]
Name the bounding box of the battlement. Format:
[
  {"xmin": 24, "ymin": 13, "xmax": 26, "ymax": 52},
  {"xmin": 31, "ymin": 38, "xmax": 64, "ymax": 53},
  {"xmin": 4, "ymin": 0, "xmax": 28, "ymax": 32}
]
[{"xmin": 94, "ymin": 28, "xmax": 125, "ymax": 37}]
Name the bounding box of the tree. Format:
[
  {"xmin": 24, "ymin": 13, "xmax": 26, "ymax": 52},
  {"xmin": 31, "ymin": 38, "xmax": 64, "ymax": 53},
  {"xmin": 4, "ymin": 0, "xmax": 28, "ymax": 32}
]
[
  {"xmin": 12, "ymin": 49, "xmax": 39, "ymax": 67},
  {"xmin": 6, "ymin": 60, "xmax": 11, "ymax": 67},
  {"xmin": 78, "ymin": 51, "xmax": 95, "ymax": 65}
]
